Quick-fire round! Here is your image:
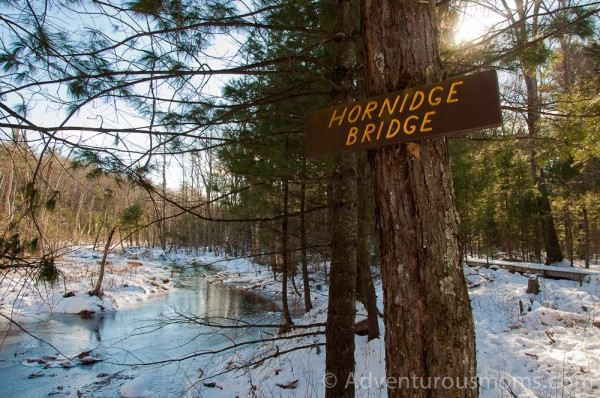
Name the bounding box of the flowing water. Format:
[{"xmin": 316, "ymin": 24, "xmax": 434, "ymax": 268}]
[{"xmin": 0, "ymin": 264, "xmax": 284, "ymax": 397}]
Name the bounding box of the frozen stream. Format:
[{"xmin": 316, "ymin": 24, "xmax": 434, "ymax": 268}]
[{"xmin": 0, "ymin": 264, "xmax": 284, "ymax": 397}]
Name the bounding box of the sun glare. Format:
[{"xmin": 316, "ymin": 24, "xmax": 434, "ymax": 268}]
[
  {"xmin": 454, "ymin": 16, "xmax": 487, "ymax": 44},
  {"xmin": 453, "ymin": 4, "xmax": 503, "ymax": 45}
]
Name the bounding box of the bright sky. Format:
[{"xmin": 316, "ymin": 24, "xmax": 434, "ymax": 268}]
[
  {"xmin": 454, "ymin": 3, "xmax": 502, "ymax": 44},
  {"xmin": 2, "ymin": 1, "xmax": 506, "ymax": 191},
  {"xmin": 0, "ymin": 1, "xmax": 243, "ymax": 190}
]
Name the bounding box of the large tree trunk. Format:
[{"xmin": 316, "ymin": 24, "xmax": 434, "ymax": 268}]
[
  {"xmin": 327, "ymin": 152, "xmax": 358, "ymax": 398},
  {"xmin": 523, "ymin": 73, "xmax": 563, "ymax": 265},
  {"xmin": 362, "ymin": 1, "xmax": 477, "ymax": 397},
  {"xmin": 325, "ymin": 0, "xmax": 358, "ymax": 396},
  {"xmin": 356, "ymin": 156, "xmax": 379, "ymax": 341}
]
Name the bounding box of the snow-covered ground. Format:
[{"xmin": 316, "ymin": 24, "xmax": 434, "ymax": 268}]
[
  {"xmin": 176, "ymin": 254, "xmax": 600, "ymax": 398},
  {"xmin": 0, "ymin": 247, "xmax": 174, "ymax": 319},
  {"xmin": 468, "ymin": 267, "xmax": 600, "ymax": 398},
  {"xmin": 1, "ymin": 249, "xmax": 599, "ymax": 397}
]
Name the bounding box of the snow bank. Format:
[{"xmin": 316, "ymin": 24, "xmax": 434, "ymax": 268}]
[
  {"xmin": 119, "ymin": 371, "xmax": 158, "ymax": 398},
  {"xmin": 471, "ymin": 267, "xmax": 600, "ymax": 398},
  {"xmin": 2, "ymin": 248, "xmax": 598, "ymax": 397},
  {"xmin": 180, "ymin": 255, "xmax": 600, "ymax": 398},
  {"xmin": 0, "ymin": 247, "xmax": 173, "ymax": 318},
  {"xmin": 53, "ymin": 294, "xmax": 115, "ymax": 314}
]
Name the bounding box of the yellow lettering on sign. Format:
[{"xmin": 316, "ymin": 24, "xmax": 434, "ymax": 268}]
[
  {"xmin": 386, "ymin": 119, "xmax": 401, "ymax": 138},
  {"xmin": 420, "ymin": 111, "xmax": 435, "ymax": 132},
  {"xmin": 404, "ymin": 115, "xmax": 419, "ymax": 134},
  {"xmin": 399, "ymin": 93, "xmax": 410, "ymax": 113},
  {"xmin": 428, "ymin": 86, "xmax": 443, "ymax": 106},
  {"xmin": 346, "ymin": 126, "xmax": 358, "ymax": 146},
  {"xmin": 362, "ymin": 101, "xmax": 379, "ymax": 121},
  {"xmin": 447, "ymin": 81, "xmax": 463, "ymax": 103},
  {"xmin": 328, "ymin": 107, "xmax": 347, "ymax": 128},
  {"xmin": 331, "ymin": 77, "xmax": 465, "ymax": 146},
  {"xmin": 376, "ymin": 121, "xmax": 385, "ymax": 140},
  {"xmin": 348, "ymin": 104, "xmax": 362, "ymax": 123},
  {"xmin": 378, "ymin": 96, "xmax": 401, "ymax": 117},
  {"xmin": 409, "ymin": 91, "xmax": 425, "ymax": 111},
  {"xmin": 362, "ymin": 123, "xmax": 376, "ymax": 142}
]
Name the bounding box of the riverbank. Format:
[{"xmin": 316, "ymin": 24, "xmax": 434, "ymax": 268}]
[
  {"xmin": 1, "ymin": 249, "xmax": 599, "ymax": 397},
  {"xmin": 0, "ymin": 247, "xmax": 174, "ymax": 319},
  {"xmin": 0, "ymin": 247, "xmax": 284, "ymax": 398},
  {"xmin": 177, "ymin": 253, "xmax": 600, "ymax": 398}
]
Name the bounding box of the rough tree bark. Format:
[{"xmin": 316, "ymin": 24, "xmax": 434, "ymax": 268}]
[
  {"xmin": 362, "ymin": 0, "xmax": 477, "ymax": 397},
  {"xmin": 325, "ymin": 0, "xmax": 358, "ymax": 395},
  {"xmin": 326, "ymin": 154, "xmax": 358, "ymax": 397},
  {"xmin": 356, "ymin": 156, "xmax": 380, "ymax": 341}
]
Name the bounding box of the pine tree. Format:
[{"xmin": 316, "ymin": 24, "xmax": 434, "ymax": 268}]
[{"xmin": 362, "ymin": 1, "xmax": 477, "ymax": 396}]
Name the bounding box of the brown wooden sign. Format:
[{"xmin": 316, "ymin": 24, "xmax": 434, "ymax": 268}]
[{"xmin": 305, "ymin": 69, "xmax": 503, "ymax": 158}]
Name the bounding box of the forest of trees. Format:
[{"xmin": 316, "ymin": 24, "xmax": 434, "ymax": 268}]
[
  {"xmin": 1, "ymin": 0, "xmax": 597, "ymax": 269},
  {"xmin": 0, "ymin": 0, "xmax": 598, "ymax": 396}
]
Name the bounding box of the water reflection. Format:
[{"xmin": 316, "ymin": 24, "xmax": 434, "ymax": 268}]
[{"xmin": 0, "ymin": 267, "xmax": 284, "ymax": 397}]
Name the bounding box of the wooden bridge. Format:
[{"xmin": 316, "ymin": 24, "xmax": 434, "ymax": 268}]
[{"xmin": 465, "ymin": 258, "xmax": 600, "ymax": 283}]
